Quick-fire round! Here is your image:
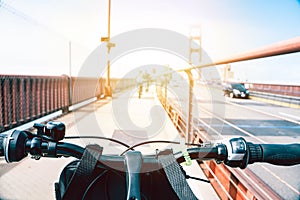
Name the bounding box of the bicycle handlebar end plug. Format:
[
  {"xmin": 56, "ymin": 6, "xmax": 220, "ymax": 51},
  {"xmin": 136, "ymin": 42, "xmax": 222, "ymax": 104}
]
[{"xmin": 4, "ymin": 130, "xmax": 29, "ymax": 163}]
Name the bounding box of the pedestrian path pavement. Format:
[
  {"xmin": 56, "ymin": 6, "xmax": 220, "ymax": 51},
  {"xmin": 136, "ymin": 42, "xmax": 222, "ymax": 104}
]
[{"xmin": 0, "ymin": 86, "xmax": 218, "ymax": 200}]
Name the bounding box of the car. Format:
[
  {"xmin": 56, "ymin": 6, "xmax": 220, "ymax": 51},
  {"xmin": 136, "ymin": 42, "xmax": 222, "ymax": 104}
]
[{"xmin": 223, "ymin": 83, "xmax": 250, "ymax": 98}]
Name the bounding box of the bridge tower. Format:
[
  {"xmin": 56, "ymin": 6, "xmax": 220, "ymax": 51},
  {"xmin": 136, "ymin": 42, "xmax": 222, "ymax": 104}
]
[
  {"xmin": 189, "ymin": 27, "xmax": 202, "ymax": 80},
  {"xmin": 223, "ymin": 64, "xmax": 234, "ymax": 82}
]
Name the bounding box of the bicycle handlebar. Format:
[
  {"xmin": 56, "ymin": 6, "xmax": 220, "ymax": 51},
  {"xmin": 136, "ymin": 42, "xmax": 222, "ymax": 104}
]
[
  {"xmin": 247, "ymin": 143, "xmax": 300, "ymax": 166},
  {"xmin": 0, "ymin": 129, "xmax": 300, "ymax": 169}
]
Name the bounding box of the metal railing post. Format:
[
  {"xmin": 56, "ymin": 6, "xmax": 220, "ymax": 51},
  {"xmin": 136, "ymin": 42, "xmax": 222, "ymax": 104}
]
[{"xmin": 184, "ymin": 69, "xmax": 194, "ymax": 144}]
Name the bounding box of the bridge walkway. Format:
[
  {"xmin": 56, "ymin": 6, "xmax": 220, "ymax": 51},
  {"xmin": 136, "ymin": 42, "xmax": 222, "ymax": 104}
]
[{"xmin": 0, "ymin": 86, "xmax": 219, "ymax": 200}]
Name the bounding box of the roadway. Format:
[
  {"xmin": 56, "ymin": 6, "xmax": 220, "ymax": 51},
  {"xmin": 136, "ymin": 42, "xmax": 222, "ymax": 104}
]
[{"xmin": 190, "ymin": 84, "xmax": 300, "ymax": 199}]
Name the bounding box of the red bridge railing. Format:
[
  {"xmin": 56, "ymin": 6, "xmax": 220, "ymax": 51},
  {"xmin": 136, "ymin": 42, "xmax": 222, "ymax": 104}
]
[
  {"xmin": 0, "ymin": 75, "xmax": 69, "ymax": 131},
  {"xmin": 0, "ymin": 75, "xmax": 135, "ymax": 132},
  {"xmin": 249, "ymin": 82, "xmax": 300, "ymax": 97}
]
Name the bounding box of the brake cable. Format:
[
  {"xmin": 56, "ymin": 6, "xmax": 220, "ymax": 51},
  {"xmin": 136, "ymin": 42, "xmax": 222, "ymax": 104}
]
[
  {"xmin": 64, "ymin": 136, "xmax": 133, "ymax": 150},
  {"xmin": 120, "ymin": 140, "xmax": 203, "ymax": 156}
]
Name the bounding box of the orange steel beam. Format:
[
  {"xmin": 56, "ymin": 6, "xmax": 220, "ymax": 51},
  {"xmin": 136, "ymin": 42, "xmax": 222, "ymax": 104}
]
[
  {"xmin": 179, "ymin": 36, "xmax": 300, "ymax": 71},
  {"xmin": 214, "ymin": 36, "xmax": 300, "ymax": 66}
]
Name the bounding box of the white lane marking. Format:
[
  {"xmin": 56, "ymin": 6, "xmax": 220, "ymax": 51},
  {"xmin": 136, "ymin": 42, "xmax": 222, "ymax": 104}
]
[
  {"xmin": 260, "ymin": 165, "xmax": 300, "ymax": 196},
  {"xmin": 195, "ymin": 118, "xmax": 224, "ymax": 140},
  {"xmin": 196, "ymin": 103, "xmax": 300, "ymax": 194},
  {"xmin": 279, "ymin": 112, "xmax": 300, "ymax": 121},
  {"xmin": 197, "ymin": 105, "xmax": 266, "ymax": 144},
  {"xmin": 198, "ymin": 124, "xmax": 300, "ymax": 129},
  {"xmin": 225, "ymin": 100, "xmax": 300, "ymax": 126}
]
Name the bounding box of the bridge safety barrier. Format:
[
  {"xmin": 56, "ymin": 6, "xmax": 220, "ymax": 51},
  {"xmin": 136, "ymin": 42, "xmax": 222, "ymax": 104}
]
[
  {"xmin": 249, "ymin": 83, "xmax": 300, "ymax": 97},
  {"xmin": 0, "ymin": 75, "xmax": 69, "ymax": 132},
  {"xmin": 0, "ymin": 75, "xmax": 134, "ymax": 132},
  {"xmin": 246, "ymin": 83, "xmax": 300, "ymax": 107}
]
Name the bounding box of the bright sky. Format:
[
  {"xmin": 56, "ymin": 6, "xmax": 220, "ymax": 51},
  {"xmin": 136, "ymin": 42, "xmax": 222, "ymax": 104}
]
[{"xmin": 0, "ymin": 0, "xmax": 300, "ymax": 83}]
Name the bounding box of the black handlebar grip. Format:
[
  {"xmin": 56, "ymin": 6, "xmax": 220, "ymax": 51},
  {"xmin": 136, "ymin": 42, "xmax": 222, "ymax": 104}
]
[{"xmin": 248, "ymin": 143, "xmax": 300, "ymax": 166}]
